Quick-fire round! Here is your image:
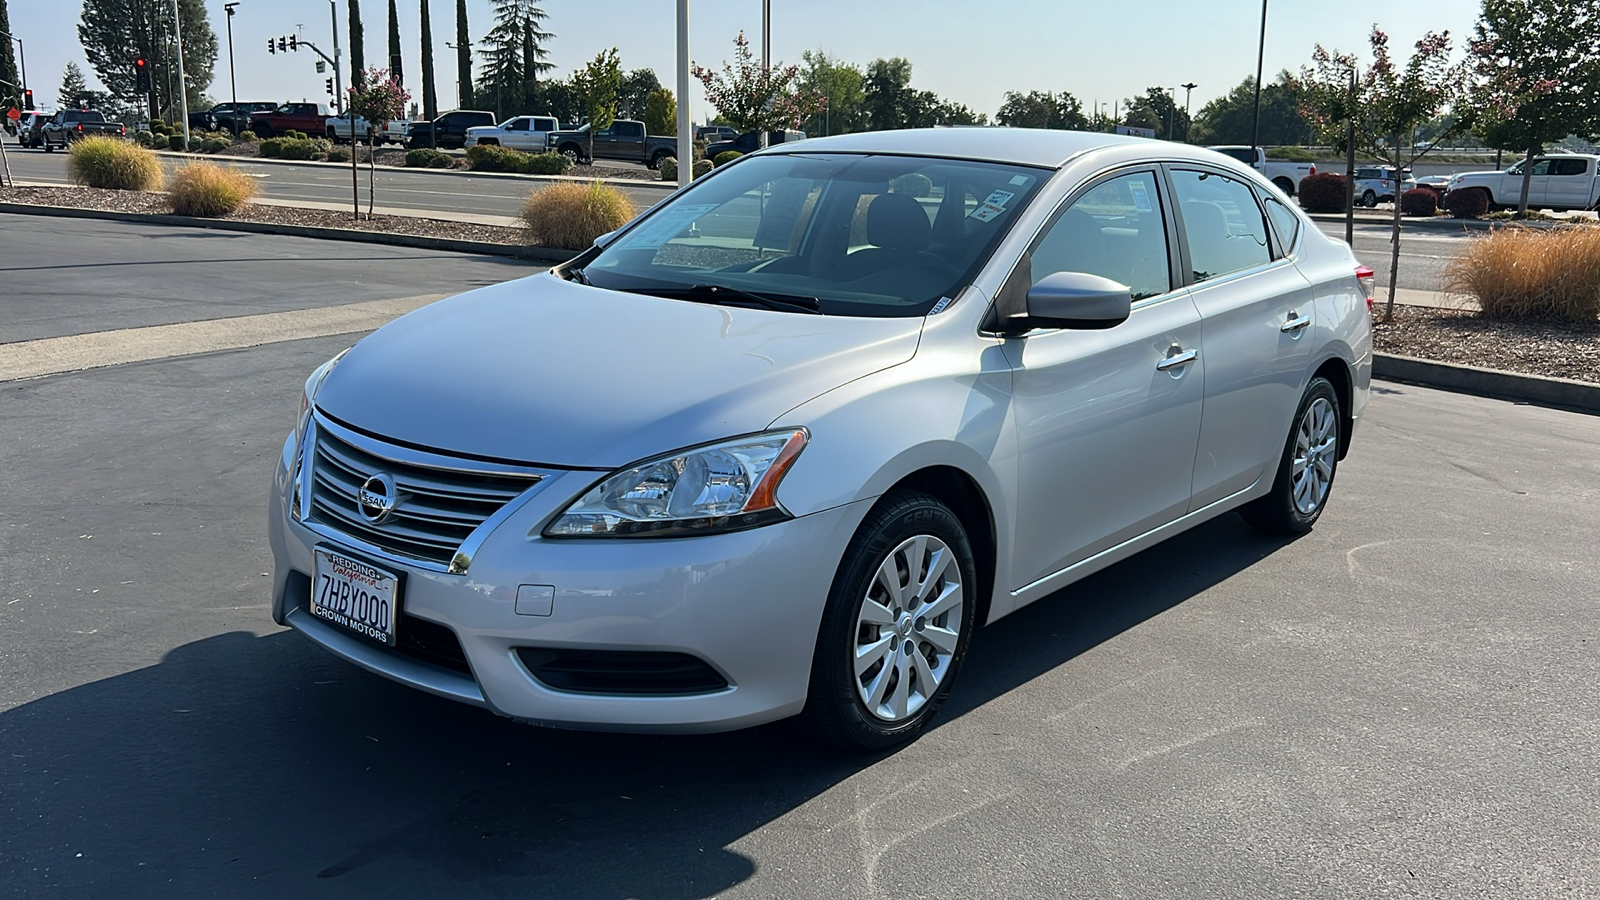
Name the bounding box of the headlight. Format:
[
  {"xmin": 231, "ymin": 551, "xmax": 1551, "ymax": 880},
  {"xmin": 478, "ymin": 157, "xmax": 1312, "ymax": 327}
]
[
  {"xmin": 544, "ymin": 429, "xmax": 808, "ymax": 538},
  {"xmin": 295, "ymin": 348, "xmax": 351, "ymax": 447}
]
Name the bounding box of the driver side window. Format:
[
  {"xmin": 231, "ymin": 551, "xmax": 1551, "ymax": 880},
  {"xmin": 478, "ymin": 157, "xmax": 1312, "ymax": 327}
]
[{"xmin": 1030, "ymin": 171, "xmax": 1172, "ymax": 301}]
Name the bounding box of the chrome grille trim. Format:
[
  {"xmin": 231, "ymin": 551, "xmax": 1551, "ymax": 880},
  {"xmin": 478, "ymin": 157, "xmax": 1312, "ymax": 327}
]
[{"xmin": 301, "ymin": 412, "xmax": 555, "ymax": 571}]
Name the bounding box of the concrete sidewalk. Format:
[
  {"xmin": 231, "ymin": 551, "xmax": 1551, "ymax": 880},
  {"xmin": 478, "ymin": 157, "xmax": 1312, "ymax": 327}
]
[{"xmin": 1384, "ymin": 287, "xmax": 1474, "ymax": 310}]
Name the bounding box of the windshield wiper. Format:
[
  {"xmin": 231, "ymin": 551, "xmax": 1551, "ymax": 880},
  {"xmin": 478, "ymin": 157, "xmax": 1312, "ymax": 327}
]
[{"xmin": 648, "ymin": 283, "xmax": 821, "ymax": 314}]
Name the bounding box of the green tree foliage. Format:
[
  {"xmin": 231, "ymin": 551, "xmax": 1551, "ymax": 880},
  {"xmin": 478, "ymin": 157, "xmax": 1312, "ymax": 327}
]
[
  {"xmin": 617, "ymin": 68, "xmax": 660, "ymax": 119},
  {"xmin": 642, "ymin": 87, "xmax": 674, "ymax": 136},
  {"xmin": 419, "ymin": 0, "xmax": 437, "ymax": 119},
  {"xmin": 1188, "ymin": 74, "xmax": 1306, "ymax": 145},
  {"xmin": 59, "ymin": 62, "xmax": 91, "ymax": 108},
  {"xmin": 477, "ymin": 0, "xmax": 552, "ymax": 118},
  {"xmin": 454, "ymin": 0, "xmax": 472, "ymax": 108},
  {"xmin": 528, "ymin": 78, "xmax": 580, "ymax": 123},
  {"xmin": 995, "ymin": 90, "xmax": 1088, "ymax": 130},
  {"xmin": 1293, "ymin": 45, "xmax": 1366, "ymax": 147},
  {"xmin": 79, "ymin": 0, "xmax": 216, "ymax": 121},
  {"xmin": 693, "ymin": 32, "xmax": 824, "ymax": 132},
  {"xmin": 346, "ymin": 66, "xmax": 411, "ymax": 217},
  {"xmin": 798, "ymin": 50, "xmax": 865, "ymax": 135},
  {"xmin": 1121, "ymin": 87, "xmax": 1189, "ymax": 140},
  {"xmin": 348, "ymin": 0, "xmax": 365, "ymax": 79},
  {"xmin": 572, "ymin": 47, "xmax": 621, "ymax": 160},
  {"xmin": 386, "ymin": 0, "xmax": 403, "ymax": 84},
  {"xmin": 859, "ymin": 57, "xmax": 981, "ymax": 131},
  {"xmin": 0, "ymin": 0, "xmax": 19, "ymax": 109}
]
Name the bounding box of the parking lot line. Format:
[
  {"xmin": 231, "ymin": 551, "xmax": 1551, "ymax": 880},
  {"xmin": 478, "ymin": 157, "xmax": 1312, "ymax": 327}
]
[{"xmin": 0, "ymin": 293, "xmax": 448, "ymax": 382}]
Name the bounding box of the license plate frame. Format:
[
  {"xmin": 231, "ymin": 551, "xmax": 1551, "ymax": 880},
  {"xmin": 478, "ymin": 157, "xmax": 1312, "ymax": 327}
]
[{"xmin": 310, "ymin": 546, "xmax": 402, "ymax": 647}]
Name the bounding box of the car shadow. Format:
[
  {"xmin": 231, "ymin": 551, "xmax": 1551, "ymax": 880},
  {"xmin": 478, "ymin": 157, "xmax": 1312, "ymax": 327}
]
[{"xmin": 0, "ymin": 515, "xmax": 1290, "ymax": 898}]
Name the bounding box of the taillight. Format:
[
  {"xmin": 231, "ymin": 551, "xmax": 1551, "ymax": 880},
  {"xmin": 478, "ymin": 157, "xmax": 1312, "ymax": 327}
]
[
  {"xmin": 75, "ymin": 124, "xmax": 83, "ymax": 132},
  {"xmin": 1355, "ymin": 265, "xmax": 1376, "ymax": 311},
  {"xmin": 1309, "ymin": 164, "xmax": 1317, "ymax": 176}
]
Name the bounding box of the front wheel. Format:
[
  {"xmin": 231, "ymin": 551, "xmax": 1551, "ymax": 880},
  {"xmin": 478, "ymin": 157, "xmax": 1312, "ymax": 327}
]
[
  {"xmin": 1361, "ymin": 189, "xmax": 1378, "ymax": 208},
  {"xmin": 804, "ymin": 490, "xmax": 977, "ymax": 752},
  {"xmin": 253, "ymin": 123, "xmax": 274, "ymax": 138},
  {"xmin": 559, "ymin": 144, "xmax": 584, "ymax": 165},
  {"xmin": 1240, "ymin": 376, "xmax": 1341, "ymax": 535}
]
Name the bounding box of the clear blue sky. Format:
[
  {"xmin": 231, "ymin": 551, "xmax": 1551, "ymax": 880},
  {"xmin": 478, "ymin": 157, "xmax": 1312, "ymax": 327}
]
[{"xmin": 11, "ymin": 0, "xmax": 1483, "ymax": 119}]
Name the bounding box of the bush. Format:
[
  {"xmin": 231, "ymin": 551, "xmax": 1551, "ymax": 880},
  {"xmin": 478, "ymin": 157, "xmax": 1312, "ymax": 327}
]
[
  {"xmin": 1400, "ymin": 188, "xmax": 1438, "ymax": 217},
  {"xmin": 659, "ymin": 156, "xmax": 677, "ymax": 181},
  {"xmin": 890, "ymin": 173, "xmax": 933, "ymax": 198},
  {"xmin": 235, "ymin": 130, "xmax": 259, "ymax": 142},
  {"xmin": 428, "ymin": 154, "xmax": 454, "ymax": 168},
  {"xmin": 132, "ymin": 130, "xmax": 154, "ymax": 147},
  {"xmin": 521, "ymin": 181, "xmax": 637, "ymax": 251},
  {"xmin": 150, "ymin": 121, "xmax": 174, "ymax": 136},
  {"xmin": 1267, "ymin": 146, "xmax": 1318, "ymax": 162},
  {"xmin": 692, "ymin": 158, "xmax": 714, "ymax": 178},
  {"xmin": 198, "ymin": 136, "xmax": 230, "ymax": 153},
  {"xmin": 1446, "ymin": 187, "xmax": 1490, "ymax": 219},
  {"xmin": 523, "ymin": 151, "xmax": 572, "ymax": 175},
  {"xmin": 284, "ymin": 129, "xmax": 309, "ymax": 141},
  {"xmin": 327, "ymin": 146, "xmax": 352, "ymax": 163},
  {"xmin": 466, "ymin": 144, "xmax": 524, "ymax": 172},
  {"xmin": 167, "ymin": 133, "xmax": 187, "ymax": 152},
  {"xmin": 65, "ymin": 136, "xmax": 164, "ymax": 190},
  {"xmin": 1446, "ymin": 226, "xmax": 1600, "ymax": 322},
  {"xmin": 1297, "ymin": 172, "xmax": 1347, "ymax": 213},
  {"xmin": 151, "ymin": 133, "xmax": 170, "ymax": 151},
  {"xmin": 406, "ymin": 147, "xmax": 452, "ymax": 168},
  {"xmin": 167, "ymin": 161, "xmax": 259, "ymax": 217},
  {"xmin": 260, "ymin": 137, "xmax": 285, "ymax": 158},
  {"xmin": 713, "ymin": 150, "xmax": 743, "ymax": 167}
]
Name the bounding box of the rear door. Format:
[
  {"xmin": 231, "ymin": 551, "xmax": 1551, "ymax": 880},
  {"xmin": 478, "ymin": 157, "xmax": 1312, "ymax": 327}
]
[
  {"xmin": 609, "ymin": 121, "xmax": 645, "ymax": 158},
  {"xmin": 1545, "ymin": 157, "xmax": 1594, "ymax": 210},
  {"xmin": 1169, "ymin": 166, "xmax": 1315, "ymax": 509}
]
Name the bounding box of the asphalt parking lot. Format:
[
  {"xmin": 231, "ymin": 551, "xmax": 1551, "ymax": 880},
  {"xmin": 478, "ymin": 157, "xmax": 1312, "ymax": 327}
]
[{"xmin": 2, "ymin": 216, "xmax": 1597, "ymax": 898}]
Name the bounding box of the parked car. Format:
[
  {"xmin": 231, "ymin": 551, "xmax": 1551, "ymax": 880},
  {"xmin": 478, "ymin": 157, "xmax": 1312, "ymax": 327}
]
[
  {"xmin": 404, "ymin": 109, "xmax": 496, "ymax": 149},
  {"xmin": 463, "ymin": 116, "xmax": 562, "ymax": 151},
  {"xmin": 247, "ymin": 103, "xmax": 331, "ymax": 138},
  {"xmin": 1445, "ymin": 154, "xmax": 1600, "ymax": 212},
  {"xmin": 695, "ymin": 125, "xmax": 737, "ymax": 142},
  {"xmin": 1351, "ymin": 166, "xmax": 1416, "ymax": 207},
  {"xmin": 1206, "ymin": 145, "xmax": 1316, "ymax": 196},
  {"xmin": 40, "ymin": 109, "xmax": 127, "ymax": 150},
  {"xmin": 544, "ymin": 119, "xmax": 678, "ymax": 168},
  {"xmin": 325, "ymin": 112, "xmax": 409, "ymax": 144},
  {"xmin": 269, "ymin": 128, "xmax": 1372, "ymax": 751},
  {"xmin": 705, "ymin": 129, "xmax": 807, "ymax": 159},
  {"xmin": 15, "ymin": 111, "xmax": 47, "ymax": 148},
  {"xmin": 209, "ymin": 102, "xmax": 278, "ymax": 134}
]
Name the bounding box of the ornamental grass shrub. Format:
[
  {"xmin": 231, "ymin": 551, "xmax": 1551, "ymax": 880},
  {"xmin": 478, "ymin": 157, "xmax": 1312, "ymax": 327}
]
[
  {"xmin": 65, "ymin": 135, "xmax": 164, "ymax": 190},
  {"xmin": 1445, "ymin": 226, "xmax": 1600, "ymax": 322},
  {"xmin": 167, "ymin": 161, "xmax": 259, "ymax": 217},
  {"xmin": 1400, "ymin": 188, "xmax": 1438, "ymax": 217},
  {"xmin": 658, "ymin": 156, "xmax": 677, "ymax": 181},
  {"xmin": 520, "ymin": 181, "xmax": 636, "ymax": 251},
  {"xmin": 1297, "ymin": 172, "xmax": 1347, "ymax": 213}
]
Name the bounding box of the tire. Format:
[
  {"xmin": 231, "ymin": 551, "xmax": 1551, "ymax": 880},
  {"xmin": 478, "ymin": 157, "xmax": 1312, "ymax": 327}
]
[
  {"xmin": 43, "ymin": 142, "xmax": 54, "ymax": 152},
  {"xmin": 1240, "ymin": 376, "xmax": 1341, "ymax": 535},
  {"xmin": 1273, "ymin": 177, "xmax": 1295, "ymax": 196},
  {"xmin": 649, "ymin": 150, "xmax": 671, "ymax": 171},
  {"xmin": 1361, "ymin": 189, "xmax": 1378, "ymax": 208},
  {"xmin": 254, "ymin": 123, "xmax": 274, "ymax": 138},
  {"xmin": 559, "ymin": 144, "xmax": 583, "ymax": 165},
  {"xmin": 803, "ymin": 490, "xmax": 978, "ymax": 752}
]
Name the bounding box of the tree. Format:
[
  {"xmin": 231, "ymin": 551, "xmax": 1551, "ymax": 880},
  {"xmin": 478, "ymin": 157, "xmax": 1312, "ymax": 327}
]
[
  {"xmin": 642, "ymin": 87, "xmax": 674, "ymax": 136},
  {"xmin": 346, "ymin": 67, "xmax": 410, "ymax": 218},
  {"xmin": 798, "ymin": 50, "xmax": 865, "ymax": 135},
  {"xmin": 454, "ymin": 0, "xmax": 472, "ymax": 108},
  {"xmin": 572, "ymin": 47, "xmax": 621, "ymax": 162},
  {"xmin": 618, "ymin": 68, "xmax": 661, "ymax": 119},
  {"xmin": 0, "ymin": 0, "xmax": 19, "ymax": 110},
  {"xmin": 419, "ymin": 0, "xmax": 437, "ymax": 120},
  {"xmin": 1120, "ymin": 87, "xmax": 1190, "ymax": 140},
  {"xmin": 1469, "ymin": 0, "xmax": 1600, "ymax": 216},
  {"xmin": 59, "ymin": 62, "xmax": 90, "ymax": 109},
  {"xmin": 693, "ymin": 32, "xmax": 824, "ymax": 132},
  {"xmin": 996, "ymin": 90, "xmax": 1088, "ymax": 130},
  {"xmin": 79, "ymin": 0, "xmax": 217, "ymax": 122},
  {"xmin": 527, "ymin": 77, "xmax": 581, "ymax": 123},
  {"xmin": 386, "ymin": 0, "xmax": 402, "ymax": 84},
  {"xmin": 477, "ymin": 0, "xmax": 551, "ymax": 118},
  {"xmin": 862, "ymin": 57, "xmax": 915, "ymax": 131},
  {"xmin": 1189, "ymin": 74, "xmax": 1306, "ymax": 145},
  {"xmin": 348, "ymin": 0, "xmax": 365, "ymax": 80}
]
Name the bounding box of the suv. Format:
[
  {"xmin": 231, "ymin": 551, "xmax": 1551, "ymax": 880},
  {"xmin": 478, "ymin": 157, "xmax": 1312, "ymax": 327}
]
[
  {"xmin": 404, "ymin": 110, "xmax": 496, "ymax": 149},
  {"xmin": 1353, "ymin": 167, "xmax": 1415, "ymax": 207},
  {"xmin": 15, "ymin": 111, "xmax": 47, "ymax": 148}
]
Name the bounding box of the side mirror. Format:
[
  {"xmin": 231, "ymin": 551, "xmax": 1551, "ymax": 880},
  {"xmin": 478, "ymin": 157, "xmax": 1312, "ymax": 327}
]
[
  {"xmin": 592, "ymin": 229, "xmax": 620, "ymax": 249},
  {"xmin": 1025, "ymin": 271, "xmax": 1133, "ymax": 329}
]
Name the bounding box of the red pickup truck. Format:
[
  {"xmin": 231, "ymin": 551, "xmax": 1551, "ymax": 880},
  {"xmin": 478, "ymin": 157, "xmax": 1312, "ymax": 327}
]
[{"xmin": 247, "ymin": 103, "xmax": 331, "ymax": 137}]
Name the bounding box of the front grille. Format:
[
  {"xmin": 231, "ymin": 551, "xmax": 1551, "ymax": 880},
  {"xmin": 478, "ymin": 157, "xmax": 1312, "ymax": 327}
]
[
  {"xmin": 516, "ymin": 648, "xmax": 730, "ymax": 696},
  {"xmin": 308, "ymin": 422, "xmax": 542, "ymax": 567}
]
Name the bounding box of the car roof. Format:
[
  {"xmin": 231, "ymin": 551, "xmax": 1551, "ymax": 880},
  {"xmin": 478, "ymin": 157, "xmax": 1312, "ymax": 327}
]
[{"xmin": 763, "ymin": 127, "xmax": 1207, "ymax": 169}]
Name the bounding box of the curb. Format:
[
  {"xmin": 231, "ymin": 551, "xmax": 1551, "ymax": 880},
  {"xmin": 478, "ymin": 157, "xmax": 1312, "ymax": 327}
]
[
  {"xmin": 1374, "ymin": 353, "xmax": 1600, "ymax": 414},
  {"xmin": 150, "ymin": 148, "xmax": 677, "ymax": 190},
  {"xmin": 0, "ymin": 201, "xmax": 575, "ymax": 264},
  {"xmin": 1306, "ymin": 212, "xmax": 1497, "ymax": 231}
]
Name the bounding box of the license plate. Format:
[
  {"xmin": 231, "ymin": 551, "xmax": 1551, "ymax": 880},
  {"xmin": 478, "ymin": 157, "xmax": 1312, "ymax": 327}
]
[{"xmin": 311, "ymin": 547, "xmax": 400, "ymax": 646}]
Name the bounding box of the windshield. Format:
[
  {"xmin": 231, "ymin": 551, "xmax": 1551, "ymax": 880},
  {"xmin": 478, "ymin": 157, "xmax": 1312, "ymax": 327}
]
[{"xmin": 584, "ymin": 153, "xmax": 1047, "ymax": 317}]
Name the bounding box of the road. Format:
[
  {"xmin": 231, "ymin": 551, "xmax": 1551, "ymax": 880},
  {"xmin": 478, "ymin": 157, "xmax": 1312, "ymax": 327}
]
[{"xmin": 3, "ymin": 215, "xmax": 1597, "ymax": 898}]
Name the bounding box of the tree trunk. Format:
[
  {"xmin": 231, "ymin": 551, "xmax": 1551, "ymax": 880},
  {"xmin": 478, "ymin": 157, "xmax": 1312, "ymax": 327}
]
[
  {"xmin": 351, "ymin": 121, "xmax": 360, "ymax": 220},
  {"xmin": 1383, "ymin": 144, "xmax": 1403, "ymax": 323},
  {"xmin": 1516, "ymin": 144, "xmax": 1536, "ymax": 218},
  {"xmin": 368, "ymin": 133, "xmax": 377, "ymax": 219}
]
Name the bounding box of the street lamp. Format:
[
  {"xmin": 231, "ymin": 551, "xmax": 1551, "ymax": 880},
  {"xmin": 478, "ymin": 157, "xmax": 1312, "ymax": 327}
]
[
  {"xmin": 446, "ymin": 41, "xmax": 470, "ymax": 109},
  {"xmin": 224, "ymin": 3, "xmax": 239, "ymax": 136},
  {"xmin": 2, "ymin": 31, "xmax": 27, "ymax": 109},
  {"xmin": 1249, "ymin": 0, "xmax": 1268, "ymax": 160},
  {"xmin": 1180, "ymin": 82, "xmax": 1196, "ymax": 142}
]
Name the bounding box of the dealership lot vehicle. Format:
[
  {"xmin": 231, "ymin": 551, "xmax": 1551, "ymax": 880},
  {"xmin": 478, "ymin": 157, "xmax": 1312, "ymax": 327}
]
[
  {"xmin": 1446, "ymin": 154, "xmax": 1600, "ymax": 211},
  {"xmin": 1353, "ymin": 166, "xmax": 1416, "ymax": 207},
  {"xmin": 405, "ymin": 109, "xmax": 496, "ymax": 149},
  {"xmin": 269, "ymin": 130, "xmax": 1372, "ymax": 750},
  {"xmin": 545, "ymin": 119, "xmax": 679, "ymax": 168},
  {"xmin": 464, "ymin": 115, "xmax": 561, "ymax": 150},
  {"xmin": 1207, "ymin": 144, "xmax": 1315, "ymax": 196},
  {"xmin": 39, "ymin": 109, "xmax": 126, "ymax": 149}
]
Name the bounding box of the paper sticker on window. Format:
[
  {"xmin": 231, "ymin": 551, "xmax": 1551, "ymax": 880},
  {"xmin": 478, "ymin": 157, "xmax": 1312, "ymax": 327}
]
[
  {"xmin": 623, "ymin": 204, "xmax": 719, "ymax": 248},
  {"xmin": 1009, "ymin": 175, "xmax": 1029, "ymax": 186},
  {"xmin": 982, "ymin": 189, "xmax": 1015, "ymax": 208},
  {"xmin": 970, "ymin": 202, "xmax": 1007, "ymax": 223},
  {"xmin": 1129, "ymin": 181, "xmax": 1153, "ymax": 213}
]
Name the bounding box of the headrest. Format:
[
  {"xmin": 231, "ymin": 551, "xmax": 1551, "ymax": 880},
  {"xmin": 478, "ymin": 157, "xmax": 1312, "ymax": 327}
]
[{"xmin": 866, "ymin": 193, "xmax": 933, "ymax": 251}]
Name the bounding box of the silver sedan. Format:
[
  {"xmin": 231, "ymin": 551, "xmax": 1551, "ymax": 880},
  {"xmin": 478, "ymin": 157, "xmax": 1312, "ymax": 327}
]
[{"xmin": 268, "ymin": 129, "xmax": 1373, "ymax": 750}]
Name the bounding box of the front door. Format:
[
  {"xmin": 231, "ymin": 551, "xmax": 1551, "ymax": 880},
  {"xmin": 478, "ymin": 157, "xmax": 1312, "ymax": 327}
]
[{"xmin": 1004, "ymin": 169, "xmax": 1205, "ymax": 590}]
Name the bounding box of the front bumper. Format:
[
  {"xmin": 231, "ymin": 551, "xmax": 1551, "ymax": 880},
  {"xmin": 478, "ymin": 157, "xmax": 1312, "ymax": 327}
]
[{"xmin": 268, "ymin": 430, "xmax": 869, "ymax": 733}]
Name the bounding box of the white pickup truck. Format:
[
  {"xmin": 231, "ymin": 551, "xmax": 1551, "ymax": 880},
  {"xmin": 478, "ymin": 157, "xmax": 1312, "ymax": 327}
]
[
  {"xmin": 1445, "ymin": 154, "xmax": 1600, "ymax": 212},
  {"xmin": 325, "ymin": 113, "xmax": 409, "ymax": 145},
  {"xmin": 463, "ymin": 116, "xmax": 562, "ymax": 151},
  {"xmin": 1207, "ymin": 145, "xmax": 1317, "ymax": 196}
]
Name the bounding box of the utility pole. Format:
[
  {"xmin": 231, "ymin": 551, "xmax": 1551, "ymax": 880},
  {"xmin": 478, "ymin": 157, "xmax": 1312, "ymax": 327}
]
[
  {"xmin": 1249, "ymin": 0, "xmax": 1267, "ymax": 161},
  {"xmin": 329, "ymin": 0, "xmax": 344, "ymax": 114},
  {"xmin": 676, "ymin": 0, "xmax": 691, "ymax": 188},
  {"xmin": 224, "ymin": 4, "xmax": 240, "ymax": 136},
  {"xmin": 1180, "ymin": 81, "xmax": 1196, "ymax": 141},
  {"xmin": 1345, "ymin": 66, "xmax": 1357, "ymax": 245},
  {"xmin": 172, "ymin": 0, "xmax": 191, "ymax": 146},
  {"xmin": 759, "ymin": 0, "xmax": 770, "ymax": 149},
  {"xmin": 1, "ymin": 33, "xmax": 25, "ymax": 107}
]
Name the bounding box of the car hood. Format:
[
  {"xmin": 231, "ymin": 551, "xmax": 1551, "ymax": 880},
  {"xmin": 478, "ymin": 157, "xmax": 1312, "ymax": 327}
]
[
  {"xmin": 314, "ymin": 275, "xmax": 924, "ymax": 469},
  {"xmin": 1449, "ymin": 169, "xmax": 1504, "ymax": 181}
]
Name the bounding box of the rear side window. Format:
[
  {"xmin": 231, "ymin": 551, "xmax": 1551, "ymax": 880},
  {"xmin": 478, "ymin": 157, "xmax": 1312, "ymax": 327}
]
[
  {"xmin": 1553, "ymin": 158, "xmax": 1589, "ymax": 176},
  {"xmin": 615, "ymin": 122, "xmax": 644, "ymax": 138},
  {"xmin": 1260, "ymin": 193, "xmax": 1301, "ymax": 256},
  {"xmin": 1171, "ymin": 169, "xmax": 1272, "ymax": 282}
]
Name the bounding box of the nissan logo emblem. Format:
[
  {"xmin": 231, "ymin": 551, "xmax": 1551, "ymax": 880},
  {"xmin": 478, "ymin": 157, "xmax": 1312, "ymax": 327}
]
[{"xmin": 357, "ymin": 473, "xmax": 398, "ymax": 524}]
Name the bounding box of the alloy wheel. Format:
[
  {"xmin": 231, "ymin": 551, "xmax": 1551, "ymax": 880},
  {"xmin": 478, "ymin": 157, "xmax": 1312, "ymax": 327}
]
[
  {"xmin": 851, "ymin": 534, "xmax": 964, "ymax": 722},
  {"xmin": 1292, "ymin": 396, "xmax": 1338, "ymax": 516}
]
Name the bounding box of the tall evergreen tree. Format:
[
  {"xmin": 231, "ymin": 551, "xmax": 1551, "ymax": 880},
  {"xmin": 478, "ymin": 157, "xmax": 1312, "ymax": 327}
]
[
  {"xmin": 347, "ymin": 0, "xmax": 365, "ymax": 82},
  {"xmin": 79, "ymin": 0, "xmax": 216, "ymax": 121},
  {"xmin": 387, "ymin": 0, "xmax": 403, "ymax": 85},
  {"xmin": 419, "ymin": 0, "xmax": 436, "ymax": 118},
  {"xmin": 477, "ymin": 1, "xmax": 550, "ymax": 117},
  {"xmin": 0, "ymin": 0, "xmax": 19, "ymax": 109},
  {"xmin": 59, "ymin": 62, "xmax": 90, "ymax": 107},
  {"xmin": 454, "ymin": 0, "xmax": 473, "ymax": 108}
]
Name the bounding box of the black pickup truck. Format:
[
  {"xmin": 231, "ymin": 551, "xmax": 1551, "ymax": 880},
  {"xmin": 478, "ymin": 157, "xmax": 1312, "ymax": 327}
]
[
  {"xmin": 404, "ymin": 109, "xmax": 496, "ymax": 149},
  {"xmin": 705, "ymin": 129, "xmax": 806, "ymax": 159},
  {"xmin": 40, "ymin": 110, "xmax": 127, "ymax": 150},
  {"xmin": 544, "ymin": 119, "xmax": 678, "ymax": 169}
]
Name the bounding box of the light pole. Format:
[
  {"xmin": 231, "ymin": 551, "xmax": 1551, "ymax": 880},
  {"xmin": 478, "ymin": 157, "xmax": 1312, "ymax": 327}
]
[
  {"xmin": 1180, "ymin": 81, "xmax": 1196, "ymax": 141},
  {"xmin": 224, "ymin": 3, "xmax": 239, "ymax": 136},
  {"xmin": 1249, "ymin": 0, "xmax": 1267, "ymax": 161},
  {"xmin": 677, "ymin": 0, "xmax": 691, "ymax": 187},
  {"xmin": 759, "ymin": 0, "xmax": 770, "ymax": 149},
  {"xmin": 328, "ymin": 0, "xmax": 343, "ymax": 114},
  {"xmin": 171, "ymin": 0, "xmax": 191, "ymax": 146},
  {"xmin": 445, "ymin": 41, "xmax": 464, "ymax": 108},
  {"xmin": 1, "ymin": 32, "xmax": 25, "ymax": 106}
]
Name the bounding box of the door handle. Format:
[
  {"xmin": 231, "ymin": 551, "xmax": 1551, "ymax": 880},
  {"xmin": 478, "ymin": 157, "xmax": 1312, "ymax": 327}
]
[
  {"xmin": 1280, "ymin": 313, "xmax": 1312, "ymax": 333},
  {"xmin": 1156, "ymin": 348, "xmax": 1199, "ymax": 371}
]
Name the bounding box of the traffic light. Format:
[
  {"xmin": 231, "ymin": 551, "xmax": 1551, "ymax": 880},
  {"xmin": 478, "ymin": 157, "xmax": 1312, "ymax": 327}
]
[
  {"xmin": 324, "ymin": 78, "xmax": 334, "ymax": 95},
  {"xmin": 288, "ymin": 35, "xmax": 298, "ymax": 51},
  {"xmin": 22, "ymin": 89, "xmax": 33, "ymax": 111},
  {"xmin": 267, "ymin": 38, "xmax": 275, "ymax": 55},
  {"xmin": 134, "ymin": 58, "xmax": 150, "ymax": 94},
  {"xmin": 277, "ymin": 37, "xmax": 288, "ymax": 53}
]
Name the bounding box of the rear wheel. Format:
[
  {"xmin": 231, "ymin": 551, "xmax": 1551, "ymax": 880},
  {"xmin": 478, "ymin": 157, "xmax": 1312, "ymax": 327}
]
[
  {"xmin": 804, "ymin": 490, "xmax": 977, "ymax": 752},
  {"xmin": 649, "ymin": 149, "xmax": 671, "ymax": 170},
  {"xmin": 1240, "ymin": 376, "xmax": 1341, "ymax": 535},
  {"xmin": 1273, "ymin": 176, "xmax": 1295, "ymax": 196},
  {"xmin": 254, "ymin": 123, "xmax": 274, "ymax": 138},
  {"xmin": 1361, "ymin": 189, "xmax": 1378, "ymax": 207}
]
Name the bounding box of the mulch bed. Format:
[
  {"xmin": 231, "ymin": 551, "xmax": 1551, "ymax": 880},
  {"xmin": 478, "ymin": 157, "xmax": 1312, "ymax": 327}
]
[{"xmin": 1374, "ymin": 305, "xmax": 1600, "ymax": 384}]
